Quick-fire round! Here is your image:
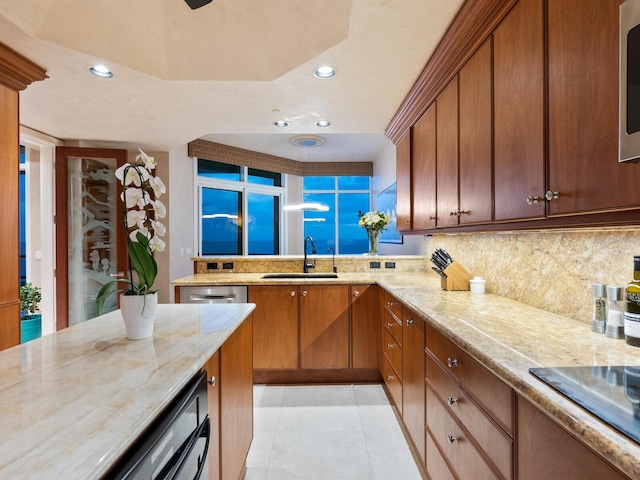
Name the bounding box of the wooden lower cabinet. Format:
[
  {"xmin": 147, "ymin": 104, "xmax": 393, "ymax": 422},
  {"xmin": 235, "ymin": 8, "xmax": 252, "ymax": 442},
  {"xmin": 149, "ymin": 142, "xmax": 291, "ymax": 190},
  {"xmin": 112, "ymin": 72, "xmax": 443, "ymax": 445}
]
[
  {"xmin": 202, "ymin": 316, "xmax": 253, "ymax": 480},
  {"xmin": 401, "ymin": 307, "xmax": 425, "ymax": 466},
  {"xmin": 249, "ymin": 285, "xmax": 299, "ymax": 369},
  {"xmin": 203, "ymin": 351, "xmax": 220, "ymax": 480},
  {"xmin": 300, "ymin": 285, "xmax": 350, "ymax": 369},
  {"xmin": 351, "ymin": 284, "xmax": 378, "ymax": 369},
  {"xmin": 517, "ymin": 396, "xmax": 628, "ymax": 480},
  {"xmin": 220, "ymin": 316, "xmax": 253, "ymax": 480}
]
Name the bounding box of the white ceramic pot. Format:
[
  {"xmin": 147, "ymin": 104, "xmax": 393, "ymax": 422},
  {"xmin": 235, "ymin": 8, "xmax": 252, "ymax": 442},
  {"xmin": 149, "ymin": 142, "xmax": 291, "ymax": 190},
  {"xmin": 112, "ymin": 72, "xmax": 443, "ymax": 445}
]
[{"xmin": 120, "ymin": 293, "xmax": 157, "ymax": 340}]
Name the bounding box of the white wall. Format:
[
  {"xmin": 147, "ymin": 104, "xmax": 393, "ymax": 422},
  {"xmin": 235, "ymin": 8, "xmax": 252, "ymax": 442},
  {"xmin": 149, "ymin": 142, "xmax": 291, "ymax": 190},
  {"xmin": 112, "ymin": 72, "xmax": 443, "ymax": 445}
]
[
  {"xmin": 166, "ymin": 145, "xmax": 196, "ymax": 302},
  {"xmin": 372, "ymin": 140, "xmax": 424, "ymax": 255}
]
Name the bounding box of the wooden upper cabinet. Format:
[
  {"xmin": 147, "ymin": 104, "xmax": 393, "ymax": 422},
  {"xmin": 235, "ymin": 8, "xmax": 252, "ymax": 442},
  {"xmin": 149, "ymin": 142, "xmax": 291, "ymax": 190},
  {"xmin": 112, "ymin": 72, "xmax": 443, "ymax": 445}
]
[
  {"xmin": 249, "ymin": 285, "xmax": 299, "ymax": 370},
  {"xmin": 436, "ymin": 76, "xmax": 460, "ymax": 228},
  {"xmin": 300, "ymin": 285, "xmax": 350, "ymax": 369},
  {"xmin": 411, "ymin": 103, "xmax": 437, "ymax": 230},
  {"xmin": 547, "ymin": 0, "xmax": 640, "ymax": 216},
  {"xmin": 396, "ymin": 130, "xmax": 412, "ymax": 231},
  {"xmin": 459, "ymin": 39, "xmax": 493, "ymax": 225},
  {"xmin": 493, "ymin": 0, "xmax": 545, "ymax": 222}
]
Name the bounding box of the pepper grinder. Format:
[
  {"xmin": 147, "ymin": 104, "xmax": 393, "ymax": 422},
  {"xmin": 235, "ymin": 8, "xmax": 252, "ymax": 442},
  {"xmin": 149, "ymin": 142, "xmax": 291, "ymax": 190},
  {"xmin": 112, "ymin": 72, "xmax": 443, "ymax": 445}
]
[
  {"xmin": 591, "ymin": 283, "xmax": 606, "ymax": 334},
  {"xmin": 606, "ymin": 285, "xmax": 625, "ymax": 339}
]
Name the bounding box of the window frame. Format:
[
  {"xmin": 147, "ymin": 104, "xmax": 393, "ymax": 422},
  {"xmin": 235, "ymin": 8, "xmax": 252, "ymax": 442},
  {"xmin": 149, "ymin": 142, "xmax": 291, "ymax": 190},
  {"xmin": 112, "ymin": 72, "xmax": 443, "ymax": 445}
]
[
  {"xmin": 195, "ymin": 159, "xmax": 285, "ymax": 256},
  {"xmin": 302, "ymin": 176, "xmax": 371, "ymax": 255}
]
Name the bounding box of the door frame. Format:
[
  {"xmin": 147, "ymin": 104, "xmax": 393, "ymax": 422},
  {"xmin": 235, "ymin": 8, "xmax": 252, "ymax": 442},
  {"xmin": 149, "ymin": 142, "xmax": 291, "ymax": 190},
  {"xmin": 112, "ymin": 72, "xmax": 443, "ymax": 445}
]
[{"xmin": 55, "ymin": 147, "xmax": 128, "ymax": 330}]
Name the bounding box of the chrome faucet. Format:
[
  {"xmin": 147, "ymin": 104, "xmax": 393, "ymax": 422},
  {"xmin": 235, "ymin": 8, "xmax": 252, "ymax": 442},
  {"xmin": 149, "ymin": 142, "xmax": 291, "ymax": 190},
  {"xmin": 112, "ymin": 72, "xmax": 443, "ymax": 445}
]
[{"xmin": 303, "ymin": 236, "xmax": 316, "ymax": 273}]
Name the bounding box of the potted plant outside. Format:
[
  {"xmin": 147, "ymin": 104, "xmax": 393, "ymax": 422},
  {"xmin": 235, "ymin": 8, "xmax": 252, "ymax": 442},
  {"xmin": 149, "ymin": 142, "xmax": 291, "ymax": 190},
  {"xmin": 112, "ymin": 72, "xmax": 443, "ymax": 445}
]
[{"xmin": 20, "ymin": 282, "xmax": 42, "ymax": 343}]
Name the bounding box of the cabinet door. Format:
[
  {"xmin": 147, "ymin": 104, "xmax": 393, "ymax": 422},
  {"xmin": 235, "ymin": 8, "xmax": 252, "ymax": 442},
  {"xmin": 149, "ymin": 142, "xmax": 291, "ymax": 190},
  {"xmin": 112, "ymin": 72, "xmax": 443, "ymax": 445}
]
[
  {"xmin": 412, "ymin": 103, "xmax": 437, "ymax": 229},
  {"xmin": 493, "ymin": 0, "xmax": 545, "ymax": 221},
  {"xmin": 517, "ymin": 396, "xmax": 627, "ymax": 480},
  {"xmin": 220, "ymin": 317, "xmax": 253, "ymax": 480},
  {"xmin": 402, "ymin": 311, "xmax": 426, "ymax": 467},
  {"xmin": 436, "ymin": 76, "xmax": 460, "ymax": 228},
  {"xmin": 548, "ymin": 0, "xmax": 640, "ymax": 215},
  {"xmin": 300, "ymin": 285, "xmax": 350, "ymax": 368},
  {"xmin": 396, "ymin": 130, "xmax": 412, "ymax": 232},
  {"xmin": 459, "ymin": 39, "xmax": 493, "ymax": 225},
  {"xmin": 351, "ymin": 284, "xmax": 378, "ymax": 369},
  {"xmin": 203, "ymin": 351, "xmax": 220, "ymax": 480},
  {"xmin": 249, "ymin": 285, "xmax": 299, "ymax": 369}
]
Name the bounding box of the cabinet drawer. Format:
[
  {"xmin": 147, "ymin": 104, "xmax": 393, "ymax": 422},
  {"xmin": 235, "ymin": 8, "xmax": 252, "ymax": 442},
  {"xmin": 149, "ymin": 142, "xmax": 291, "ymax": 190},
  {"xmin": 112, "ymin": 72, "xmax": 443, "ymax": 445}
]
[
  {"xmin": 427, "ymin": 354, "xmax": 513, "ymax": 479},
  {"xmin": 383, "ymin": 357, "xmax": 402, "ymax": 414},
  {"xmin": 426, "ymin": 428, "xmax": 456, "ymax": 480},
  {"xmin": 383, "ymin": 309, "xmax": 402, "ymax": 346},
  {"xmin": 384, "ymin": 290, "xmax": 403, "ymax": 322},
  {"xmin": 426, "ymin": 385, "xmax": 498, "ymax": 480},
  {"xmin": 426, "ymin": 326, "xmax": 513, "ymax": 434},
  {"xmin": 383, "ymin": 328, "xmax": 402, "ymax": 380}
]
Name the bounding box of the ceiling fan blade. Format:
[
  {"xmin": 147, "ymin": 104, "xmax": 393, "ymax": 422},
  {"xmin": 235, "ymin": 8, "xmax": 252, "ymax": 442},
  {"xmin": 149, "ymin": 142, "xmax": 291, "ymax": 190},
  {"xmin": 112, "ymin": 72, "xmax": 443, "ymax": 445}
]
[{"xmin": 185, "ymin": 0, "xmax": 212, "ymax": 9}]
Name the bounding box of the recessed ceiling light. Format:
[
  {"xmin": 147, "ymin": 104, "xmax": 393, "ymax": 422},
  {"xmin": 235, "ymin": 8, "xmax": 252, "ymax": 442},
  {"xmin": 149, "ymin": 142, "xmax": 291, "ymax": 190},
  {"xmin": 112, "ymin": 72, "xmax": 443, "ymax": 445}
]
[
  {"xmin": 88, "ymin": 65, "xmax": 113, "ymax": 78},
  {"xmin": 315, "ymin": 121, "xmax": 331, "ymax": 127},
  {"xmin": 274, "ymin": 120, "xmax": 289, "ymax": 127},
  {"xmin": 314, "ymin": 66, "xmax": 336, "ymax": 78}
]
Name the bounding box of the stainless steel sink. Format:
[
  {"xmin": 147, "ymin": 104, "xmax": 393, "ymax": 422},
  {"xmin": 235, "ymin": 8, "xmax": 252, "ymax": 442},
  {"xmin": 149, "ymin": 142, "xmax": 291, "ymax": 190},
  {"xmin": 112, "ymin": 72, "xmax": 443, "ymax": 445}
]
[{"xmin": 261, "ymin": 273, "xmax": 338, "ymax": 279}]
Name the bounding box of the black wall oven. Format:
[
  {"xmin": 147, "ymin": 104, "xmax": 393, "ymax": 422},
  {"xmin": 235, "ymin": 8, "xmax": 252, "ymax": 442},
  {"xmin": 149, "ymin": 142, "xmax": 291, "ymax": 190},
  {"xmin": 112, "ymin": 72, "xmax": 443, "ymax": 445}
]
[{"xmin": 105, "ymin": 371, "xmax": 210, "ymax": 480}]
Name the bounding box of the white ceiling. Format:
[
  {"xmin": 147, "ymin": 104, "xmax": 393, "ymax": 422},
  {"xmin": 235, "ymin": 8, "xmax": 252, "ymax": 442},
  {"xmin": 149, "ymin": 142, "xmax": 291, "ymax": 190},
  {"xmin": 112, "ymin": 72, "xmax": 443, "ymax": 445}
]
[{"xmin": 0, "ymin": 0, "xmax": 464, "ymax": 162}]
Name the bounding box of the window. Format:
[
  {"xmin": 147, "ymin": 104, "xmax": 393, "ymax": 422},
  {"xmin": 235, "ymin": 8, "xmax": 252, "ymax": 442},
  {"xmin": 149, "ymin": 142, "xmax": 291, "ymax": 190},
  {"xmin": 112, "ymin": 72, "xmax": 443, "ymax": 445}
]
[
  {"xmin": 197, "ymin": 159, "xmax": 283, "ymax": 255},
  {"xmin": 303, "ymin": 176, "xmax": 370, "ymax": 254}
]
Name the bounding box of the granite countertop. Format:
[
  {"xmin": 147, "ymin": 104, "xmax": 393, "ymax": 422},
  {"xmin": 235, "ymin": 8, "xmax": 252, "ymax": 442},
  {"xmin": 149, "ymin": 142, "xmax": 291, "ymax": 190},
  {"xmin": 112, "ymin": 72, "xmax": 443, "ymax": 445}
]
[
  {"xmin": 172, "ymin": 270, "xmax": 640, "ymax": 477},
  {"xmin": 0, "ymin": 303, "xmax": 255, "ymax": 480}
]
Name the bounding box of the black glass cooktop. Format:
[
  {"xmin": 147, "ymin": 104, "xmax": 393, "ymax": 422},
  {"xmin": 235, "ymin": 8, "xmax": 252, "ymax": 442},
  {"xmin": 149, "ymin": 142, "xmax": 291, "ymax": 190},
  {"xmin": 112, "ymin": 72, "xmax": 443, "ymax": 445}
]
[{"xmin": 530, "ymin": 366, "xmax": 640, "ymax": 444}]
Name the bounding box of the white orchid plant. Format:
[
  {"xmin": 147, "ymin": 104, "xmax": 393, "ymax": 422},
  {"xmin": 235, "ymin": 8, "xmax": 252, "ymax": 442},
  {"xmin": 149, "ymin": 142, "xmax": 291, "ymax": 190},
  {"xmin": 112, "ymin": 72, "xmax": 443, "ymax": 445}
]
[
  {"xmin": 96, "ymin": 149, "xmax": 166, "ymax": 314},
  {"xmin": 358, "ymin": 210, "xmax": 391, "ymax": 233}
]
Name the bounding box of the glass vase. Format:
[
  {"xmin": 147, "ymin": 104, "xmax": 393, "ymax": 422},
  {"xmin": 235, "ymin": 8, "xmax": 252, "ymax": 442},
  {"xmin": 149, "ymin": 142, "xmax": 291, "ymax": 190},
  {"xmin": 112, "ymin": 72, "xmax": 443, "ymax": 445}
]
[{"xmin": 367, "ymin": 230, "xmax": 380, "ymax": 256}]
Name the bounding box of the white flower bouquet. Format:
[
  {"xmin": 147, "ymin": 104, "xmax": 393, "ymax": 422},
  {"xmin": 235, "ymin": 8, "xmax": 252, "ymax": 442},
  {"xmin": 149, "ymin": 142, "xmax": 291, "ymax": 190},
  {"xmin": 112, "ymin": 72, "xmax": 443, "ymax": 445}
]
[{"xmin": 358, "ymin": 210, "xmax": 391, "ymax": 233}]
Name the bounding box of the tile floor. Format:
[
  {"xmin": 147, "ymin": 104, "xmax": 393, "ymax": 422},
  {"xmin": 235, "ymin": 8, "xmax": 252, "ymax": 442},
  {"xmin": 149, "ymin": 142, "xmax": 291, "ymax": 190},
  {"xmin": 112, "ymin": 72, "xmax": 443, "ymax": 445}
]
[{"xmin": 245, "ymin": 384, "xmax": 423, "ymax": 480}]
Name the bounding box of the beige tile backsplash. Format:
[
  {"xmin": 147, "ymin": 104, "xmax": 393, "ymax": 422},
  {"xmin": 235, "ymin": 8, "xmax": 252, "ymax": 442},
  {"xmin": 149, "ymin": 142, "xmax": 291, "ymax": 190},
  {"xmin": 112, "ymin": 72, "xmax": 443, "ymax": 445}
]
[{"xmin": 425, "ymin": 229, "xmax": 640, "ymax": 325}]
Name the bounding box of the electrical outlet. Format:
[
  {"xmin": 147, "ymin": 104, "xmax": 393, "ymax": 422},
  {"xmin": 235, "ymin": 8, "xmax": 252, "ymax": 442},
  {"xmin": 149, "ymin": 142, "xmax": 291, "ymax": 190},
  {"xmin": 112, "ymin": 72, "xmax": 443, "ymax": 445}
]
[
  {"xmin": 385, "ymin": 262, "xmax": 396, "ymax": 269},
  {"xmin": 207, "ymin": 262, "xmax": 218, "ymax": 270},
  {"xmin": 223, "ymin": 262, "xmax": 234, "ymax": 270},
  {"xmin": 369, "ymin": 261, "xmax": 381, "ymax": 269}
]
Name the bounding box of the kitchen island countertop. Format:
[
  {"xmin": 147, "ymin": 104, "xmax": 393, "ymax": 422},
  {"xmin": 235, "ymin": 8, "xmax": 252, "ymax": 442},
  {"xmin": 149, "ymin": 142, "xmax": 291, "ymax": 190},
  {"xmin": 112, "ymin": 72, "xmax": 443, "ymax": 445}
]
[{"xmin": 0, "ymin": 303, "xmax": 254, "ymax": 480}]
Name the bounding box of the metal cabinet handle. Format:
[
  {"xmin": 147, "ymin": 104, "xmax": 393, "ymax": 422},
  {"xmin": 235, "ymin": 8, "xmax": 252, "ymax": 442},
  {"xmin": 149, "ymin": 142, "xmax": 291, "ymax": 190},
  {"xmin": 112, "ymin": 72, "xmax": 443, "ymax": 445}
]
[
  {"xmin": 208, "ymin": 376, "xmax": 216, "ymax": 387},
  {"xmin": 354, "ymin": 291, "xmax": 360, "ymax": 297},
  {"xmin": 290, "ymin": 291, "xmax": 296, "ymax": 297},
  {"xmin": 429, "ymin": 215, "xmax": 437, "ymax": 220},
  {"xmin": 447, "ymin": 357, "xmax": 459, "ymax": 368},
  {"xmin": 302, "ymin": 291, "xmax": 307, "ymax": 296},
  {"xmin": 447, "ymin": 396, "xmax": 458, "ymax": 406},
  {"xmin": 387, "ymin": 322, "xmax": 394, "ymax": 329},
  {"xmin": 406, "ymin": 319, "xmax": 414, "ymax": 326},
  {"xmin": 447, "ymin": 434, "xmax": 459, "ymax": 444},
  {"xmin": 387, "ymin": 301, "xmax": 394, "ymax": 307},
  {"xmin": 545, "ymin": 190, "xmax": 560, "ymax": 201},
  {"xmin": 387, "ymin": 343, "xmax": 394, "ymax": 349},
  {"xmin": 526, "ymin": 195, "xmax": 541, "ymax": 205},
  {"xmin": 387, "ymin": 375, "xmax": 394, "ymax": 381}
]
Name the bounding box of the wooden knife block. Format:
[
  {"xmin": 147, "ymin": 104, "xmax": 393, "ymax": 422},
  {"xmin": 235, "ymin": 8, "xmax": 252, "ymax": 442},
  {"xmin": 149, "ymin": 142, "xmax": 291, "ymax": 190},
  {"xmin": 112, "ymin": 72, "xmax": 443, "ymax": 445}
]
[{"xmin": 441, "ymin": 261, "xmax": 473, "ymax": 291}]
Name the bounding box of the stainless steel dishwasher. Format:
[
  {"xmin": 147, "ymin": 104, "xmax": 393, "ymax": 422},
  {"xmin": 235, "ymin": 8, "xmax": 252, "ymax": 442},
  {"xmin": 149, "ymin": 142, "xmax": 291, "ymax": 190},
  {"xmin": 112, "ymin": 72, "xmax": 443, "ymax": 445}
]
[{"xmin": 179, "ymin": 285, "xmax": 248, "ymax": 304}]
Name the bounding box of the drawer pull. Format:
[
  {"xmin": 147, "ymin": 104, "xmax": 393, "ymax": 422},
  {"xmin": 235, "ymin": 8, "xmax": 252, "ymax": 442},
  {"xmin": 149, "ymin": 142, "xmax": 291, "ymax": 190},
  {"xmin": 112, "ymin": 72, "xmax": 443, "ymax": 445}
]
[
  {"xmin": 387, "ymin": 375, "xmax": 394, "ymax": 381},
  {"xmin": 208, "ymin": 376, "xmax": 216, "ymax": 387},
  {"xmin": 447, "ymin": 357, "xmax": 459, "ymax": 368},
  {"xmin": 447, "ymin": 396, "xmax": 458, "ymax": 406},
  {"xmin": 354, "ymin": 291, "xmax": 360, "ymax": 297},
  {"xmin": 302, "ymin": 290, "xmax": 307, "ymax": 296},
  {"xmin": 387, "ymin": 322, "xmax": 395, "ymax": 329},
  {"xmin": 406, "ymin": 319, "xmax": 414, "ymax": 326},
  {"xmin": 447, "ymin": 434, "xmax": 459, "ymax": 444},
  {"xmin": 387, "ymin": 343, "xmax": 394, "ymax": 349},
  {"xmin": 387, "ymin": 301, "xmax": 394, "ymax": 307},
  {"xmin": 290, "ymin": 291, "xmax": 296, "ymax": 297}
]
